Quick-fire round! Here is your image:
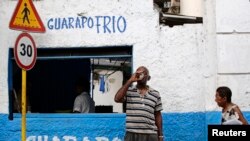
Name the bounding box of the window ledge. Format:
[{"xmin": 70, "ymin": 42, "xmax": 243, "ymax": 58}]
[
  {"xmin": 13, "ymin": 113, "xmax": 126, "ymax": 118},
  {"xmin": 160, "ymin": 12, "xmax": 203, "ymax": 27}
]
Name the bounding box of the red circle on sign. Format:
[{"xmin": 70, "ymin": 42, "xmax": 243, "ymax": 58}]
[{"xmin": 14, "ymin": 32, "xmax": 37, "ymax": 70}]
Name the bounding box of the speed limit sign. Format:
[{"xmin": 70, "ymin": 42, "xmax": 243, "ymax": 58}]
[{"xmin": 14, "ymin": 32, "xmax": 37, "ymax": 70}]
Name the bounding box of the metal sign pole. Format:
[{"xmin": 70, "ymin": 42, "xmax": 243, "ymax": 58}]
[{"xmin": 21, "ymin": 69, "xmax": 27, "ymax": 141}]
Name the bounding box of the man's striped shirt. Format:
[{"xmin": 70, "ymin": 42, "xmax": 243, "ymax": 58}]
[{"xmin": 125, "ymin": 86, "xmax": 163, "ymax": 134}]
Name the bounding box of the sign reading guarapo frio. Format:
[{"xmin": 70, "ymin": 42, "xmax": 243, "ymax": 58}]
[{"xmin": 47, "ymin": 16, "xmax": 127, "ymax": 33}]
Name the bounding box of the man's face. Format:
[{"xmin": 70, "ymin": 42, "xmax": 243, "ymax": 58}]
[{"xmin": 136, "ymin": 67, "xmax": 149, "ymax": 83}]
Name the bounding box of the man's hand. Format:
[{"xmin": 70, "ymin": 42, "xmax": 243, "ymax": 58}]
[
  {"xmin": 129, "ymin": 70, "xmax": 145, "ymax": 82},
  {"xmin": 158, "ymin": 136, "xmax": 164, "ymax": 141}
]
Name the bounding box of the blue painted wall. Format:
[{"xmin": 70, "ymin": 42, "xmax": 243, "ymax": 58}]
[{"xmin": 0, "ymin": 112, "xmax": 249, "ymax": 141}]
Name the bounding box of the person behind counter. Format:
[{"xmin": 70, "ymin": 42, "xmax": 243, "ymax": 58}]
[{"xmin": 73, "ymin": 78, "xmax": 95, "ymax": 113}]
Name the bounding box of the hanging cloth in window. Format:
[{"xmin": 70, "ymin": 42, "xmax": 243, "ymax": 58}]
[{"xmin": 99, "ymin": 75, "xmax": 105, "ymax": 93}]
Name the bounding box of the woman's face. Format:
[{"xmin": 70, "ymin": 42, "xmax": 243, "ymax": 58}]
[{"xmin": 215, "ymin": 92, "xmax": 226, "ymax": 107}]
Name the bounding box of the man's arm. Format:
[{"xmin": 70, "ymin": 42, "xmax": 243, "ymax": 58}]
[
  {"xmin": 234, "ymin": 106, "xmax": 249, "ymax": 125},
  {"xmin": 73, "ymin": 96, "xmax": 82, "ymax": 113},
  {"xmin": 114, "ymin": 73, "xmax": 138, "ymax": 103},
  {"xmin": 155, "ymin": 111, "xmax": 163, "ymax": 141},
  {"xmin": 114, "ymin": 79, "xmax": 132, "ymax": 103}
]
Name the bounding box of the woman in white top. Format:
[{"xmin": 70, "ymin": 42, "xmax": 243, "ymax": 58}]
[{"xmin": 215, "ymin": 86, "xmax": 248, "ymax": 125}]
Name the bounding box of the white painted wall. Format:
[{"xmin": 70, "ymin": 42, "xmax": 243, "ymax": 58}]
[
  {"xmin": 214, "ymin": 0, "xmax": 250, "ymax": 111},
  {"xmin": 216, "ymin": 0, "xmax": 250, "ymax": 32},
  {"xmin": 155, "ymin": 24, "xmax": 205, "ymax": 112},
  {"xmin": 0, "ymin": 0, "xmax": 249, "ymax": 114}
]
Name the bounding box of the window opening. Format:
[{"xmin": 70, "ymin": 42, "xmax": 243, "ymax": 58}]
[{"xmin": 8, "ymin": 47, "xmax": 132, "ymax": 119}]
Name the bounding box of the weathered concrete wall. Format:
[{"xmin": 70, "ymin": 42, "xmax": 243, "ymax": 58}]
[{"xmin": 210, "ymin": 0, "xmax": 250, "ymax": 112}]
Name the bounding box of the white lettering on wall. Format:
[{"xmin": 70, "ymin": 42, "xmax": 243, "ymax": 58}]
[
  {"xmin": 26, "ymin": 136, "xmax": 121, "ymax": 141},
  {"xmin": 63, "ymin": 136, "xmax": 77, "ymax": 141},
  {"xmin": 112, "ymin": 137, "xmax": 121, "ymax": 141},
  {"xmin": 95, "ymin": 137, "xmax": 108, "ymax": 141},
  {"xmin": 83, "ymin": 137, "xmax": 90, "ymax": 141}
]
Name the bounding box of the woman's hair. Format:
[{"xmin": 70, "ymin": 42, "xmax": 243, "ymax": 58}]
[{"xmin": 216, "ymin": 86, "xmax": 232, "ymax": 102}]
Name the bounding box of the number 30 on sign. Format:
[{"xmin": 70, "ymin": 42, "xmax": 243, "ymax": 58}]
[{"xmin": 14, "ymin": 32, "xmax": 37, "ymax": 70}]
